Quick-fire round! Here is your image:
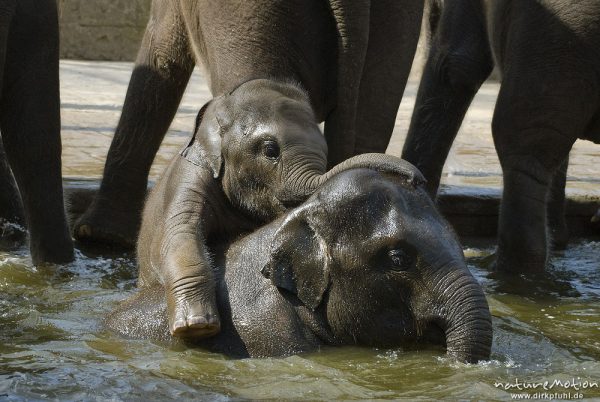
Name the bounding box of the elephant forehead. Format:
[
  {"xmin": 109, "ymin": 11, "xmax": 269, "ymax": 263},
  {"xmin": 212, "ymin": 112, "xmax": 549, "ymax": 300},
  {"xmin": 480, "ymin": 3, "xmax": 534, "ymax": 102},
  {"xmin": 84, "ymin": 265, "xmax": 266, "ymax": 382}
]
[
  {"xmin": 221, "ymin": 104, "xmax": 317, "ymax": 143},
  {"xmin": 314, "ymin": 172, "xmax": 411, "ymax": 210},
  {"xmin": 228, "ymin": 81, "xmax": 313, "ymax": 118},
  {"xmin": 333, "ymin": 195, "xmax": 439, "ymax": 241},
  {"xmin": 327, "ymin": 204, "xmax": 461, "ymax": 269},
  {"xmin": 272, "ymin": 97, "xmax": 315, "ymax": 123},
  {"xmin": 244, "ymin": 99, "xmax": 314, "ymax": 128},
  {"xmin": 311, "ymin": 186, "xmax": 408, "ymax": 238},
  {"xmin": 338, "ymin": 206, "xmax": 405, "ymax": 246},
  {"xmin": 232, "ymin": 79, "xmax": 311, "ymax": 106},
  {"xmin": 311, "ymin": 172, "xmax": 456, "ymax": 251}
]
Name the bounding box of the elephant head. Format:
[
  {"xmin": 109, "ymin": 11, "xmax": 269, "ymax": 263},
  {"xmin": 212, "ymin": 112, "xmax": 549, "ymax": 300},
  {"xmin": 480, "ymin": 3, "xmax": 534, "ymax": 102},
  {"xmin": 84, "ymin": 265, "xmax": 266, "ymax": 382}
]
[
  {"xmin": 182, "ymin": 78, "xmax": 420, "ymax": 222},
  {"xmin": 262, "ymin": 168, "xmax": 492, "ymax": 363}
]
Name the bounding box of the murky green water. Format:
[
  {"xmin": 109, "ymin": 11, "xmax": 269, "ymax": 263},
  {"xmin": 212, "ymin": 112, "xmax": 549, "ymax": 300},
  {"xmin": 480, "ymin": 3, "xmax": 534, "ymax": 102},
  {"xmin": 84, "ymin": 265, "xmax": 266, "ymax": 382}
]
[{"xmin": 1, "ymin": 240, "xmax": 599, "ymax": 401}]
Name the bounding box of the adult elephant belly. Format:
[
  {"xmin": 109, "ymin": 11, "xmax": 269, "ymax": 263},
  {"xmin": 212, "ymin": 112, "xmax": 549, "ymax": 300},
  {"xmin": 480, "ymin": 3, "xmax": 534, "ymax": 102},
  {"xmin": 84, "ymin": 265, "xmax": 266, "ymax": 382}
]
[{"xmin": 180, "ymin": 0, "xmax": 337, "ymax": 121}]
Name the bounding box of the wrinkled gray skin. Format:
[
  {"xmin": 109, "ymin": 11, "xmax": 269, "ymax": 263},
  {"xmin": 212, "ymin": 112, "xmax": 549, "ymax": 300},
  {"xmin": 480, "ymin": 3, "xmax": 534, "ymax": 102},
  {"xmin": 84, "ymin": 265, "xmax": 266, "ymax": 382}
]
[
  {"xmin": 137, "ymin": 79, "xmax": 425, "ymax": 338},
  {"xmin": 402, "ymin": 0, "xmax": 600, "ymax": 273},
  {"xmin": 0, "ymin": 0, "xmax": 73, "ymax": 264},
  {"xmin": 74, "ymin": 0, "xmax": 423, "ymax": 248},
  {"xmin": 107, "ymin": 169, "xmax": 493, "ymax": 364}
]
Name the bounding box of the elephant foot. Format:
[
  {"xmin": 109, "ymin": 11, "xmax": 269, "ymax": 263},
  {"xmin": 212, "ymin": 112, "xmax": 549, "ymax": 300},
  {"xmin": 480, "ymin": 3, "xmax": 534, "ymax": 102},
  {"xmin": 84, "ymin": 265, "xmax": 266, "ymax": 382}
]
[
  {"xmin": 0, "ymin": 218, "xmax": 26, "ymax": 249},
  {"xmin": 549, "ymin": 221, "xmax": 569, "ymax": 250},
  {"xmin": 489, "ymin": 268, "xmax": 581, "ymax": 298},
  {"xmin": 592, "ymin": 209, "xmax": 600, "ymax": 224},
  {"xmin": 493, "ymin": 251, "xmax": 547, "ymax": 274},
  {"xmin": 169, "ymin": 295, "xmax": 221, "ymax": 339},
  {"xmin": 73, "ymin": 199, "xmax": 139, "ymax": 249}
]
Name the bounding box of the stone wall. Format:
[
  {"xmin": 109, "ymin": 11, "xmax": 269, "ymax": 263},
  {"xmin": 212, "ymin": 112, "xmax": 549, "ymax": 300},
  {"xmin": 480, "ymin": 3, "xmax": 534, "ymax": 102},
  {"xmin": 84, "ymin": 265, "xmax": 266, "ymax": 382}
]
[{"xmin": 58, "ymin": 0, "xmax": 152, "ymax": 61}]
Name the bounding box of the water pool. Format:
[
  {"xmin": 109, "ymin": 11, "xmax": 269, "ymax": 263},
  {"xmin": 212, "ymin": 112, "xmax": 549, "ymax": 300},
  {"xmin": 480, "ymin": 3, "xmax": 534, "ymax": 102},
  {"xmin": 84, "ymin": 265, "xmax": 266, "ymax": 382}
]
[{"xmin": 1, "ymin": 240, "xmax": 599, "ymax": 400}]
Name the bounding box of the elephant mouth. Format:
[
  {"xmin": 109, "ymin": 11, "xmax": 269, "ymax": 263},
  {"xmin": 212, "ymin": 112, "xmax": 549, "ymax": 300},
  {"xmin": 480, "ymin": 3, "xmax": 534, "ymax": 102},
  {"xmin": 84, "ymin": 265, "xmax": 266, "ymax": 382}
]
[
  {"xmin": 419, "ymin": 319, "xmax": 447, "ymax": 348},
  {"xmin": 391, "ymin": 321, "xmax": 447, "ymax": 355}
]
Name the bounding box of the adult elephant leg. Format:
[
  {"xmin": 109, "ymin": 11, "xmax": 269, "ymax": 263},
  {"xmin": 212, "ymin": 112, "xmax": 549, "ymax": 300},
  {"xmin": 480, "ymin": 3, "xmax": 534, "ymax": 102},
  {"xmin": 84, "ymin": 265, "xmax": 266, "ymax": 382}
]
[
  {"xmin": 0, "ymin": 1, "xmax": 24, "ymax": 246},
  {"xmin": 354, "ymin": 0, "xmax": 422, "ymax": 155},
  {"xmin": 74, "ymin": 0, "xmax": 195, "ymax": 248},
  {"xmin": 401, "ymin": 0, "xmax": 493, "ymax": 198},
  {"xmin": 0, "ymin": 0, "xmax": 15, "ymax": 92},
  {"xmin": 547, "ymin": 156, "xmax": 569, "ymax": 249},
  {"xmin": 324, "ymin": 0, "xmax": 370, "ymax": 167},
  {"xmin": 0, "ymin": 0, "xmax": 73, "ymax": 264},
  {"xmin": 492, "ymin": 78, "xmax": 588, "ymax": 274},
  {"xmin": 0, "ymin": 139, "xmax": 25, "ymax": 247},
  {"xmin": 593, "ymin": 209, "xmax": 600, "ymax": 225}
]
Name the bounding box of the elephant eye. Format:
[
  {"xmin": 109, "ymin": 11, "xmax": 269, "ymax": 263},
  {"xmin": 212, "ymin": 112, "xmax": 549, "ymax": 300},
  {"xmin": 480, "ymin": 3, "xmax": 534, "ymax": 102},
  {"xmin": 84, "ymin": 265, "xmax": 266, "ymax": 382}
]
[
  {"xmin": 262, "ymin": 140, "xmax": 280, "ymax": 161},
  {"xmin": 388, "ymin": 247, "xmax": 416, "ymax": 271}
]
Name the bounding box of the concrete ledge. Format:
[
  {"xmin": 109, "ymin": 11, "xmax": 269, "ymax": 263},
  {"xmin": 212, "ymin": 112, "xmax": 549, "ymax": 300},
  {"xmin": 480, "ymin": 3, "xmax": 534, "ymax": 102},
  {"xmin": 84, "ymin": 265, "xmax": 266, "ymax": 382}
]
[
  {"xmin": 438, "ymin": 186, "xmax": 600, "ymax": 238},
  {"xmin": 64, "ymin": 180, "xmax": 600, "ymax": 239}
]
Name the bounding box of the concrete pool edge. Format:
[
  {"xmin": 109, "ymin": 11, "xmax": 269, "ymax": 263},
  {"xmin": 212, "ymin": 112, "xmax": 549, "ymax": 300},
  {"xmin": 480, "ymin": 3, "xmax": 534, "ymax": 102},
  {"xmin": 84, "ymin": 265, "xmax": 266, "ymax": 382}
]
[{"xmin": 63, "ymin": 179, "xmax": 600, "ymax": 239}]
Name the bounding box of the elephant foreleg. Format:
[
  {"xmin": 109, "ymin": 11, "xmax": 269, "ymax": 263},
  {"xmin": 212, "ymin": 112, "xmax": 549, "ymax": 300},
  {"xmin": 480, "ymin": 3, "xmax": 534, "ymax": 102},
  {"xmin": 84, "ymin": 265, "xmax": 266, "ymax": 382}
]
[
  {"xmin": 0, "ymin": 2, "xmax": 24, "ymax": 248},
  {"xmin": 161, "ymin": 234, "xmax": 220, "ymax": 338},
  {"xmin": 0, "ymin": 0, "xmax": 15, "ymax": 95},
  {"xmin": 401, "ymin": 0, "xmax": 493, "ymax": 198},
  {"xmin": 138, "ymin": 159, "xmax": 227, "ymax": 338},
  {"xmin": 0, "ymin": 0, "xmax": 73, "ymax": 264},
  {"xmin": 324, "ymin": 0, "xmax": 370, "ymax": 167},
  {"xmin": 0, "ymin": 139, "xmax": 25, "ymax": 248},
  {"xmin": 492, "ymin": 78, "xmax": 590, "ymax": 273},
  {"xmin": 547, "ymin": 156, "xmax": 569, "ymax": 249},
  {"xmin": 593, "ymin": 209, "xmax": 600, "ymax": 225},
  {"xmin": 354, "ymin": 0, "xmax": 422, "ymax": 156},
  {"xmin": 74, "ymin": 0, "xmax": 195, "ymax": 248}
]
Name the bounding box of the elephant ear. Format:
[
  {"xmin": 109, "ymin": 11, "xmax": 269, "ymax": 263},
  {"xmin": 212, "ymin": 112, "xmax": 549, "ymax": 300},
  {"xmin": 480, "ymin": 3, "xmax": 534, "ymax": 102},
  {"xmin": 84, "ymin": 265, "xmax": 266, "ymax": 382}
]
[
  {"xmin": 261, "ymin": 210, "xmax": 331, "ymax": 310},
  {"xmin": 180, "ymin": 100, "xmax": 223, "ymax": 178}
]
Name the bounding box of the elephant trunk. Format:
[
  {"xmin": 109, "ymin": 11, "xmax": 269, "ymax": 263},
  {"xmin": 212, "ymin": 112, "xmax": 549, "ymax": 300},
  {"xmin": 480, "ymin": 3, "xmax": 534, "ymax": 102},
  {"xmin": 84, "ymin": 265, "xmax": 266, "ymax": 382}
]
[
  {"xmin": 286, "ymin": 153, "xmax": 426, "ymax": 203},
  {"xmin": 433, "ymin": 267, "xmax": 492, "ymax": 363}
]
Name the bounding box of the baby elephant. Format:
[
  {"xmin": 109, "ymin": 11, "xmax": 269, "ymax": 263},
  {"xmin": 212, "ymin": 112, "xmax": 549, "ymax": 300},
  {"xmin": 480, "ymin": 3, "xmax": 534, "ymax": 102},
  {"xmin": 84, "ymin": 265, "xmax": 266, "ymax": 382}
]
[
  {"xmin": 108, "ymin": 169, "xmax": 493, "ymax": 363},
  {"xmin": 137, "ymin": 79, "xmax": 423, "ymax": 339}
]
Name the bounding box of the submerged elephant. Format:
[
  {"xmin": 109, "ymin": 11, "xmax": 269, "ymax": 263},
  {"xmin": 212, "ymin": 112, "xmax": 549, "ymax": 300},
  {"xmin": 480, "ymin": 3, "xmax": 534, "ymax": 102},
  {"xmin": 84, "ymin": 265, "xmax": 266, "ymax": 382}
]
[
  {"xmin": 106, "ymin": 169, "xmax": 493, "ymax": 364},
  {"xmin": 402, "ymin": 0, "xmax": 600, "ymax": 273},
  {"xmin": 74, "ymin": 0, "xmax": 423, "ymax": 248},
  {"xmin": 137, "ymin": 79, "xmax": 422, "ymax": 338},
  {"xmin": 0, "ymin": 0, "xmax": 73, "ymax": 264}
]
